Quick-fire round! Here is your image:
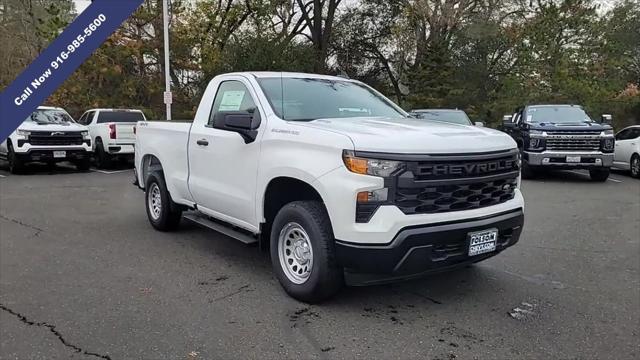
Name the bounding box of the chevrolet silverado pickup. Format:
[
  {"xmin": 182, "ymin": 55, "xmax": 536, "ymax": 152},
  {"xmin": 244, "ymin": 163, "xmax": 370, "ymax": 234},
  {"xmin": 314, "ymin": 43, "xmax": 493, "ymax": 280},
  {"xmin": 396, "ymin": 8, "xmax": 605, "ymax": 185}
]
[
  {"xmin": 0, "ymin": 106, "xmax": 92, "ymax": 173},
  {"xmin": 134, "ymin": 72, "xmax": 525, "ymax": 302},
  {"xmin": 77, "ymin": 108, "xmax": 146, "ymax": 168},
  {"xmin": 502, "ymin": 104, "xmax": 615, "ymax": 181}
]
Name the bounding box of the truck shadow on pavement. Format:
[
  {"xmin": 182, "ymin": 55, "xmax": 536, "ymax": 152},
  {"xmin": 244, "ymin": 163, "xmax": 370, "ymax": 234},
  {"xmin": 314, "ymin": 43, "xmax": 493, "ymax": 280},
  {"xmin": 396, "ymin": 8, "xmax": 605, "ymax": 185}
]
[
  {"xmin": 525, "ymin": 169, "xmax": 612, "ymax": 183},
  {"xmin": 0, "ymin": 160, "xmax": 133, "ymax": 175}
]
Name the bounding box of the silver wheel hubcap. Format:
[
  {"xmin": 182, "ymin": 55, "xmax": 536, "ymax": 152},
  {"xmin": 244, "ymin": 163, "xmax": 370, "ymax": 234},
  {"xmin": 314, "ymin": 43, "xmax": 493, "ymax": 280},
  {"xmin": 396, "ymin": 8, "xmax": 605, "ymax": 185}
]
[
  {"xmin": 632, "ymin": 158, "xmax": 639, "ymax": 176},
  {"xmin": 148, "ymin": 183, "xmax": 162, "ymax": 220},
  {"xmin": 278, "ymin": 222, "xmax": 313, "ymax": 284}
]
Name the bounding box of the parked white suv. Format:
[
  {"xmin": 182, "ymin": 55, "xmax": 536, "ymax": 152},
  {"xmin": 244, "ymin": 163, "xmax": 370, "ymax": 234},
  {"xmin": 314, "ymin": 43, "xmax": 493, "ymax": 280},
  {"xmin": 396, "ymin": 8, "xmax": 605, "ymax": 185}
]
[
  {"xmin": 612, "ymin": 125, "xmax": 640, "ymax": 178},
  {"xmin": 0, "ymin": 106, "xmax": 92, "ymax": 173},
  {"xmin": 134, "ymin": 72, "xmax": 525, "ymax": 302},
  {"xmin": 78, "ymin": 109, "xmax": 146, "ymax": 168}
]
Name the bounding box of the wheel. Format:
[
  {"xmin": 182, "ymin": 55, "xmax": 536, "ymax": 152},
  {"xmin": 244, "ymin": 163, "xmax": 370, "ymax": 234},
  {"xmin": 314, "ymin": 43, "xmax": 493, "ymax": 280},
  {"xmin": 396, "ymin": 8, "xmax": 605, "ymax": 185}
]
[
  {"xmin": 589, "ymin": 168, "xmax": 610, "ymax": 182},
  {"xmin": 145, "ymin": 172, "xmax": 182, "ymax": 231},
  {"xmin": 520, "ymin": 161, "xmax": 537, "ymax": 179},
  {"xmin": 7, "ymin": 143, "xmax": 25, "ymax": 174},
  {"xmin": 95, "ymin": 140, "xmax": 112, "ymax": 169},
  {"xmin": 270, "ymin": 201, "xmax": 343, "ymax": 303},
  {"xmin": 630, "ymin": 154, "xmax": 640, "ymax": 179},
  {"xmin": 75, "ymin": 158, "xmax": 91, "ymax": 172}
]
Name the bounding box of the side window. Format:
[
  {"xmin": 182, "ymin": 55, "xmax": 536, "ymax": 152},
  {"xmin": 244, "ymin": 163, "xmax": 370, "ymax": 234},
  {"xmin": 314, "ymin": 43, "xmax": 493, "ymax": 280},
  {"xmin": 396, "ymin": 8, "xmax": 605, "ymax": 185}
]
[
  {"xmin": 616, "ymin": 129, "xmax": 630, "ymax": 140},
  {"xmin": 78, "ymin": 113, "xmax": 87, "ymax": 125},
  {"xmin": 85, "ymin": 111, "xmax": 95, "ymax": 125},
  {"xmin": 208, "ymin": 81, "xmax": 258, "ymax": 127},
  {"xmin": 630, "ymin": 129, "xmax": 640, "ymax": 140}
]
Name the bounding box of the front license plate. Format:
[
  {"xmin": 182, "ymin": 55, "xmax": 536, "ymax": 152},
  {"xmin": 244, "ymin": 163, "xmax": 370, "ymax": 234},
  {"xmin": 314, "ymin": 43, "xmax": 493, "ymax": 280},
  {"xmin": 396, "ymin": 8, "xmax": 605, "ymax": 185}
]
[
  {"xmin": 566, "ymin": 156, "xmax": 581, "ymax": 163},
  {"xmin": 468, "ymin": 229, "xmax": 498, "ymax": 256},
  {"xmin": 53, "ymin": 151, "xmax": 66, "ymax": 158}
]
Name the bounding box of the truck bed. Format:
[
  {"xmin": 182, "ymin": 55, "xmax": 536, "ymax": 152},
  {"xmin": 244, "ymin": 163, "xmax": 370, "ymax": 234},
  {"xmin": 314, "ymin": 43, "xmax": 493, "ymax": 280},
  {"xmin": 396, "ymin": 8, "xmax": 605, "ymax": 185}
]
[{"xmin": 135, "ymin": 120, "xmax": 194, "ymax": 204}]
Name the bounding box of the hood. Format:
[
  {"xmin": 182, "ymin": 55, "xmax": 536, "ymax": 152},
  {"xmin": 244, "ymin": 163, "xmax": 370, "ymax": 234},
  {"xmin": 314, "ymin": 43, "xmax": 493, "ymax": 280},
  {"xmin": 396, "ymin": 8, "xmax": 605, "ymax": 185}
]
[
  {"xmin": 18, "ymin": 121, "xmax": 87, "ymax": 132},
  {"xmin": 527, "ymin": 121, "xmax": 611, "ymax": 131},
  {"xmin": 297, "ymin": 117, "xmax": 516, "ymax": 154}
]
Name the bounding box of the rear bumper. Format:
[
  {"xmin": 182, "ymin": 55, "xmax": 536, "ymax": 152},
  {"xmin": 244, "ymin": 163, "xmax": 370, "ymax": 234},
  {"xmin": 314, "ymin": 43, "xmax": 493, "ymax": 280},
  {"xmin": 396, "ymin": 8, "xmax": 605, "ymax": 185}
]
[
  {"xmin": 335, "ymin": 208, "xmax": 524, "ymax": 285},
  {"xmin": 524, "ymin": 151, "xmax": 613, "ymax": 168},
  {"xmin": 107, "ymin": 143, "xmax": 134, "ymax": 155}
]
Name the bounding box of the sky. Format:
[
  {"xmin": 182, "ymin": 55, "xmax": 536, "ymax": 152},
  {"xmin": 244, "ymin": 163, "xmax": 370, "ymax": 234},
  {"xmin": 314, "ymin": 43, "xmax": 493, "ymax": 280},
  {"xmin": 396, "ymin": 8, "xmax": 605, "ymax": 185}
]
[{"xmin": 73, "ymin": 0, "xmax": 91, "ymax": 14}]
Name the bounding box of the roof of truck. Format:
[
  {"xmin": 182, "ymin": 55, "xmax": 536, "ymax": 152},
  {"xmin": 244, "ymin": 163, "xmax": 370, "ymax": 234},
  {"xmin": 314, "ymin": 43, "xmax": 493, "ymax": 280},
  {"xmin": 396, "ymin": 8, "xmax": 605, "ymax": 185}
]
[
  {"xmin": 227, "ymin": 71, "xmax": 353, "ymax": 81},
  {"xmin": 37, "ymin": 106, "xmax": 66, "ymax": 111},
  {"xmin": 84, "ymin": 108, "xmax": 144, "ymax": 112}
]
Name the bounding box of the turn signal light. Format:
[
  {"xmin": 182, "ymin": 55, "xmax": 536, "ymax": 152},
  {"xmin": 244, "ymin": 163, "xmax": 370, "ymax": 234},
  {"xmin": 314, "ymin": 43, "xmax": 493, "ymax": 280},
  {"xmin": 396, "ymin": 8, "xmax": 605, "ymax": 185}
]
[{"xmin": 343, "ymin": 154, "xmax": 368, "ymax": 175}]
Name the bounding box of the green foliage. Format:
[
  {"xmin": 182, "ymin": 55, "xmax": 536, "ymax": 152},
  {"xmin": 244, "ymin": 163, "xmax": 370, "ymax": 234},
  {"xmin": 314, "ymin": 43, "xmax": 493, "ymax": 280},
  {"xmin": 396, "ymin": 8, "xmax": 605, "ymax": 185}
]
[{"xmin": 1, "ymin": 0, "xmax": 638, "ymax": 127}]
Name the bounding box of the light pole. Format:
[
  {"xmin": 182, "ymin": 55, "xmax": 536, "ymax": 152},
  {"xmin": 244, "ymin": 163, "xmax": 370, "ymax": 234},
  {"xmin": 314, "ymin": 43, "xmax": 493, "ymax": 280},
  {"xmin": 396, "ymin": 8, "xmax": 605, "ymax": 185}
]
[{"xmin": 162, "ymin": 0, "xmax": 172, "ymax": 120}]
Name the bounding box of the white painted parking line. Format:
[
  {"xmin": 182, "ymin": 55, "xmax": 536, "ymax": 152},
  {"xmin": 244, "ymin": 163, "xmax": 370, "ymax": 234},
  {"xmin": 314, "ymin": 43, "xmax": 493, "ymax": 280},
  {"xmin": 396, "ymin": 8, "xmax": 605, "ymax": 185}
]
[
  {"xmin": 0, "ymin": 174, "xmax": 6, "ymax": 178},
  {"xmin": 568, "ymin": 170, "xmax": 622, "ymax": 183},
  {"xmin": 91, "ymin": 169, "xmax": 132, "ymax": 174}
]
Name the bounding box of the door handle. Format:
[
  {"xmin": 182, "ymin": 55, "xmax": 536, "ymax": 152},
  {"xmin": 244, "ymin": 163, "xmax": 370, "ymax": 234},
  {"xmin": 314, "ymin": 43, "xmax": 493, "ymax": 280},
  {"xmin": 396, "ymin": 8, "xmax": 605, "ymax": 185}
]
[{"xmin": 196, "ymin": 139, "xmax": 209, "ymax": 146}]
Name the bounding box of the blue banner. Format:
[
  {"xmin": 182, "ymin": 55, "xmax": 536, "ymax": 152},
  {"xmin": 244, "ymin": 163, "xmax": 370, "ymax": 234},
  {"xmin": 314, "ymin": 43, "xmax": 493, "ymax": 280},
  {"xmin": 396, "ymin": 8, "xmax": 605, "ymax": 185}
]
[{"xmin": 0, "ymin": 0, "xmax": 144, "ymax": 142}]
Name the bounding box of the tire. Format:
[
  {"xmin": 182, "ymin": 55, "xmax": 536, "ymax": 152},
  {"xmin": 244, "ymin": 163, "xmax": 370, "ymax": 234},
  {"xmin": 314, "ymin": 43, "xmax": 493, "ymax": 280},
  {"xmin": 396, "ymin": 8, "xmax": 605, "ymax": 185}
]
[
  {"xmin": 630, "ymin": 154, "xmax": 640, "ymax": 179},
  {"xmin": 145, "ymin": 172, "xmax": 182, "ymax": 231},
  {"xmin": 520, "ymin": 161, "xmax": 537, "ymax": 179},
  {"xmin": 95, "ymin": 140, "xmax": 112, "ymax": 169},
  {"xmin": 7, "ymin": 143, "xmax": 25, "ymax": 174},
  {"xmin": 589, "ymin": 168, "xmax": 610, "ymax": 182},
  {"xmin": 75, "ymin": 158, "xmax": 91, "ymax": 172},
  {"xmin": 270, "ymin": 201, "xmax": 343, "ymax": 303}
]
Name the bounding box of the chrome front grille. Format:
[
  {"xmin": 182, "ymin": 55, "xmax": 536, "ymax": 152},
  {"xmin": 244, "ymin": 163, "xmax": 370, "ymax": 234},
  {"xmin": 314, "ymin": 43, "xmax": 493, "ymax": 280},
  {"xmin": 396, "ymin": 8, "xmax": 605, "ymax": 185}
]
[{"xmin": 545, "ymin": 137, "xmax": 601, "ymax": 151}]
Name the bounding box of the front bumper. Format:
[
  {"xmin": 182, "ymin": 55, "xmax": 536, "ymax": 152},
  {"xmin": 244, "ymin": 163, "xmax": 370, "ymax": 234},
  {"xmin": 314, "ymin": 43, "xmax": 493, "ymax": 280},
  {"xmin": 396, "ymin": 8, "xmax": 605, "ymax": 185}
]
[
  {"xmin": 335, "ymin": 208, "xmax": 524, "ymax": 285},
  {"xmin": 524, "ymin": 151, "xmax": 613, "ymax": 168},
  {"xmin": 15, "ymin": 148, "xmax": 91, "ymax": 162}
]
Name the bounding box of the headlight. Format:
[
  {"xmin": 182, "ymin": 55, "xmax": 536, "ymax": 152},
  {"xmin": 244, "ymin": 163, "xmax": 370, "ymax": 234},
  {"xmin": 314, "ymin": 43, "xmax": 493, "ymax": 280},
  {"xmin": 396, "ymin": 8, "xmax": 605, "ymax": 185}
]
[
  {"xmin": 342, "ymin": 150, "xmax": 402, "ymax": 177},
  {"xmin": 603, "ymin": 138, "xmax": 615, "ymax": 151},
  {"xmin": 16, "ymin": 129, "xmax": 30, "ymax": 136},
  {"xmin": 602, "ymin": 130, "xmax": 614, "ymax": 136},
  {"xmin": 529, "ymin": 129, "xmax": 544, "ymax": 136}
]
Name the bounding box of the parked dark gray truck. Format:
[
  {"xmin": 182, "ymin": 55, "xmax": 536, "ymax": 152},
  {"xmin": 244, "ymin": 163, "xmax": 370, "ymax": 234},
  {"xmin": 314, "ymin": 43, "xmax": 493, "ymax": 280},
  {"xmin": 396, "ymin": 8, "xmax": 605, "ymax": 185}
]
[{"xmin": 501, "ymin": 104, "xmax": 615, "ymax": 181}]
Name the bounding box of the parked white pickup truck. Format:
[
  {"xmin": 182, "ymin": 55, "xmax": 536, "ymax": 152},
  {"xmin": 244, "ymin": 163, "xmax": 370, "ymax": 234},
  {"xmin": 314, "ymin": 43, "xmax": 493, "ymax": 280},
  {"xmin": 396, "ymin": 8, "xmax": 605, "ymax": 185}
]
[
  {"xmin": 77, "ymin": 108, "xmax": 146, "ymax": 168},
  {"xmin": 135, "ymin": 72, "xmax": 525, "ymax": 302},
  {"xmin": 0, "ymin": 106, "xmax": 92, "ymax": 173}
]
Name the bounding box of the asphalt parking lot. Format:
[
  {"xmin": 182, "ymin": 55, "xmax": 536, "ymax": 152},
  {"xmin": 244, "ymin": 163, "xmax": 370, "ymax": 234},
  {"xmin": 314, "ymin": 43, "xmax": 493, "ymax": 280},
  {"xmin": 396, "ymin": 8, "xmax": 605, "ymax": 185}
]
[{"xmin": 0, "ymin": 164, "xmax": 638, "ymax": 360}]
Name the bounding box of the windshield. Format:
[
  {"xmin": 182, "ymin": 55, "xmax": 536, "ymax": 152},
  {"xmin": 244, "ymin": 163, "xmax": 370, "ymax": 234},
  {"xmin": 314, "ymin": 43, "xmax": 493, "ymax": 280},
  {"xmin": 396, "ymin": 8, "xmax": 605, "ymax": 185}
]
[
  {"xmin": 258, "ymin": 78, "xmax": 405, "ymax": 121},
  {"xmin": 412, "ymin": 110, "xmax": 471, "ymax": 125},
  {"xmin": 525, "ymin": 106, "xmax": 593, "ymax": 124},
  {"xmin": 97, "ymin": 111, "xmax": 145, "ymax": 123},
  {"xmin": 26, "ymin": 109, "xmax": 75, "ymax": 124}
]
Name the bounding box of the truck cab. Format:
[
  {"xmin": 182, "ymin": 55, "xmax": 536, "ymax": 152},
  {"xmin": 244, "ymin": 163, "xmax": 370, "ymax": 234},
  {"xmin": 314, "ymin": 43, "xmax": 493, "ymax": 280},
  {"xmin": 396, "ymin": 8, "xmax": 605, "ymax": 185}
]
[
  {"xmin": 0, "ymin": 106, "xmax": 92, "ymax": 173},
  {"xmin": 78, "ymin": 109, "xmax": 146, "ymax": 168},
  {"xmin": 135, "ymin": 72, "xmax": 525, "ymax": 302},
  {"xmin": 502, "ymin": 104, "xmax": 615, "ymax": 181}
]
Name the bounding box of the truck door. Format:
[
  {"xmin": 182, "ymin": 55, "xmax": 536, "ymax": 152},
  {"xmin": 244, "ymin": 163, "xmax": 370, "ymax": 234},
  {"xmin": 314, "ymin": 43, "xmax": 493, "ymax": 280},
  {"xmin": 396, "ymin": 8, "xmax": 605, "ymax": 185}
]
[{"xmin": 187, "ymin": 78, "xmax": 263, "ymax": 232}]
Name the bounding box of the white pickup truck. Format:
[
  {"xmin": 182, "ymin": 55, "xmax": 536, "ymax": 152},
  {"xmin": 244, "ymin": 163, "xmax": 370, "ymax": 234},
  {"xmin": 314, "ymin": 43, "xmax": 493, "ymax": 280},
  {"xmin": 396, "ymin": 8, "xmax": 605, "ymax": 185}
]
[
  {"xmin": 77, "ymin": 108, "xmax": 146, "ymax": 168},
  {"xmin": 135, "ymin": 72, "xmax": 525, "ymax": 302},
  {"xmin": 0, "ymin": 106, "xmax": 92, "ymax": 173}
]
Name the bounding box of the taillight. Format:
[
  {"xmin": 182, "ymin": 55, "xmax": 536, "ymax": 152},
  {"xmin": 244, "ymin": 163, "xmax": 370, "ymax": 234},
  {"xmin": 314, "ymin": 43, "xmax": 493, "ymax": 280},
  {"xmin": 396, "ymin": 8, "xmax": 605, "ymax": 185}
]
[
  {"xmin": 108, "ymin": 123, "xmax": 116, "ymax": 139},
  {"xmin": 133, "ymin": 125, "xmax": 136, "ymax": 135}
]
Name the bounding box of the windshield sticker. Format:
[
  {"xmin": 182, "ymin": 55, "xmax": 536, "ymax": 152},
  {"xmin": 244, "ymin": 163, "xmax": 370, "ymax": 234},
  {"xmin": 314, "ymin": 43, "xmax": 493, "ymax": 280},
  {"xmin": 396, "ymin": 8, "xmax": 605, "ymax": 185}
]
[
  {"xmin": 526, "ymin": 115, "xmax": 533, "ymax": 122},
  {"xmin": 219, "ymin": 90, "xmax": 245, "ymax": 111}
]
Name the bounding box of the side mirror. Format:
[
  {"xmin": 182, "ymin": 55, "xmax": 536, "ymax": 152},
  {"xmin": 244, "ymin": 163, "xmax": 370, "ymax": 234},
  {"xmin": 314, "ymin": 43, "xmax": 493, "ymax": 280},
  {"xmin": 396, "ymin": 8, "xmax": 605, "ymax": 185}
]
[
  {"xmin": 600, "ymin": 114, "xmax": 612, "ymax": 125},
  {"xmin": 224, "ymin": 113, "xmax": 253, "ymax": 130},
  {"xmin": 220, "ymin": 110, "xmax": 261, "ymax": 143},
  {"xmin": 474, "ymin": 121, "xmax": 484, "ymax": 127},
  {"xmin": 502, "ymin": 119, "xmax": 515, "ymax": 129}
]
